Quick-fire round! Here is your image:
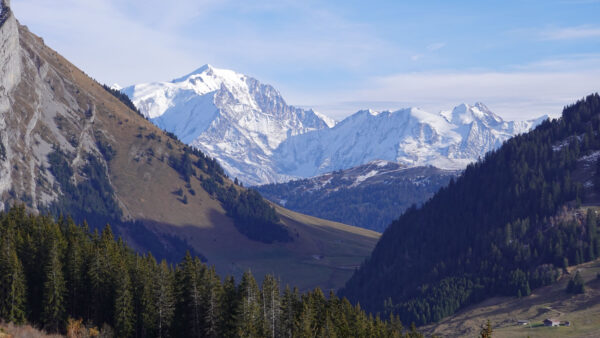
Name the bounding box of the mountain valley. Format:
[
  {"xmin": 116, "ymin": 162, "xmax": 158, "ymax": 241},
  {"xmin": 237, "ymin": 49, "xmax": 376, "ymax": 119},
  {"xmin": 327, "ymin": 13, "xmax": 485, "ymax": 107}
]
[
  {"xmin": 2, "ymin": 0, "xmax": 600, "ymax": 336},
  {"xmin": 0, "ymin": 0, "xmax": 377, "ymax": 292}
]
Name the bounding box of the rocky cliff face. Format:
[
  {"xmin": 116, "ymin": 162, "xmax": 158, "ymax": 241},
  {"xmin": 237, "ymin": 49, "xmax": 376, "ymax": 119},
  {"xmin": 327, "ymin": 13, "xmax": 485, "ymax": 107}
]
[
  {"xmin": 0, "ymin": 0, "xmax": 22, "ymax": 208},
  {"xmin": 0, "ymin": 1, "xmax": 174, "ymax": 219}
]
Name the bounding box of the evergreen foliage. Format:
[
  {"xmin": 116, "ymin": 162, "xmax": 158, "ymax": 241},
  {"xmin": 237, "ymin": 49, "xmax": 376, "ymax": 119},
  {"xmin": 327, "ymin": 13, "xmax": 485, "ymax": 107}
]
[
  {"xmin": 257, "ymin": 167, "xmax": 456, "ymax": 232},
  {"xmin": 101, "ymin": 84, "xmax": 145, "ymax": 118},
  {"xmin": 0, "ymin": 206, "xmax": 415, "ymax": 337},
  {"xmin": 170, "ymin": 147, "xmax": 291, "ymax": 243},
  {"xmin": 45, "ymin": 150, "xmax": 202, "ymax": 262},
  {"xmin": 340, "ymin": 94, "xmax": 600, "ymax": 325},
  {"xmin": 479, "ymin": 320, "xmax": 493, "ymax": 338},
  {"xmin": 566, "ymin": 271, "xmax": 585, "ymax": 294}
]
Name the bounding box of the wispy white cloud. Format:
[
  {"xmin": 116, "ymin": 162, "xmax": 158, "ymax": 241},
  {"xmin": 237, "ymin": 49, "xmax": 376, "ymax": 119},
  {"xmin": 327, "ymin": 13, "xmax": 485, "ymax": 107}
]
[
  {"xmin": 427, "ymin": 42, "xmax": 446, "ymax": 51},
  {"xmin": 541, "ymin": 25, "xmax": 600, "ymax": 40},
  {"xmin": 411, "ymin": 54, "xmax": 423, "ymax": 61},
  {"xmin": 10, "ymin": 0, "xmax": 600, "ymax": 123},
  {"xmin": 12, "ymin": 0, "xmax": 408, "ymax": 85},
  {"xmin": 12, "ymin": 0, "xmax": 203, "ymax": 85},
  {"xmin": 291, "ymin": 63, "xmax": 600, "ymax": 121}
]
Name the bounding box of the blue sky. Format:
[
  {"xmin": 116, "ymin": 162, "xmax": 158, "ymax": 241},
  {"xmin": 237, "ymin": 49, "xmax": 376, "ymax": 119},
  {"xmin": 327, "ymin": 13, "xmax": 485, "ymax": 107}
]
[{"xmin": 11, "ymin": 0, "xmax": 600, "ymax": 120}]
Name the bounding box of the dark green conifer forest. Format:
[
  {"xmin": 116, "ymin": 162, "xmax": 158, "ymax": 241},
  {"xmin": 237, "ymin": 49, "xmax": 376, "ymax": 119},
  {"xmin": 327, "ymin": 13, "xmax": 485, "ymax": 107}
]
[
  {"xmin": 340, "ymin": 94, "xmax": 600, "ymax": 325},
  {"xmin": 0, "ymin": 206, "xmax": 422, "ymax": 337}
]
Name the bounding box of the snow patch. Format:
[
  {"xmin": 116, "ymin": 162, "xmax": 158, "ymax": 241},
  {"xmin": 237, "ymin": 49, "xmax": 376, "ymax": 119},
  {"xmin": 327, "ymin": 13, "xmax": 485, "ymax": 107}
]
[
  {"xmin": 352, "ymin": 170, "xmax": 378, "ymax": 187},
  {"xmin": 579, "ymin": 150, "xmax": 600, "ymax": 168}
]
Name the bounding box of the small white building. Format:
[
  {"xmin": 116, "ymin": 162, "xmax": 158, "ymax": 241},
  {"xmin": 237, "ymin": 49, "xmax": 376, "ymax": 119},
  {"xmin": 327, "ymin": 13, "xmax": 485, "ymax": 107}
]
[
  {"xmin": 544, "ymin": 318, "xmax": 560, "ymax": 327},
  {"xmin": 517, "ymin": 320, "xmax": 529, "ymax": 326}
]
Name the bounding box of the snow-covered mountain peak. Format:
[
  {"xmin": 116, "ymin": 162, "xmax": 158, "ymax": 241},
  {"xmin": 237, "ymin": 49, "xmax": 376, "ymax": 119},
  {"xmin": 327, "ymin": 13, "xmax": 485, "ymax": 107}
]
[
  {"xmin": 124, "ymin": 65, "xmax": 546, "ymax": 185},
  {"xmin": 168, "ymin": 64, "xmax": 252, "ymax": 99},
  {"xmin": 314, "ymin": 110, "xmax": 337, "ymax": 128},
  {"xmin": 440, "ymin": 102, "xmax": 503, "ymax": 126},
  {"xmin": 123, "ymin": 65, "xmax": 335, "ymax": 185},
  {"xmin": 271, "ymin": 103, "xmax": 546, "ymax": 179},
  {"xmin": 173, "ymin": 63, "xmax": 224, "ymax": 82}
]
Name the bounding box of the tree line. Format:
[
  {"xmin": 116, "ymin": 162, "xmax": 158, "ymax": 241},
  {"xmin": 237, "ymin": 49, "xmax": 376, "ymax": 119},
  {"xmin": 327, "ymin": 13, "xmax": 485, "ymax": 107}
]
[
  {"xmin": 0, "ymin": 205, "xmax": 426, "ymax": 337},
  {"xmin": 170, "ymin": 148, "xmax": 292, "ymax": 243}
]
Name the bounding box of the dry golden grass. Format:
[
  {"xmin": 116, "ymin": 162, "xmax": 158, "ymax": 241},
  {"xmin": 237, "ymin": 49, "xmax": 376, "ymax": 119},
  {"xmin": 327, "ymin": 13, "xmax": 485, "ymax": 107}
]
[
  {"xmin": 17, "ymin": 24, "xmax": 380, "ymax": 292},
  {"xmin": 0, "ymin": 322, "xmax": 62, "ymax": 338}
]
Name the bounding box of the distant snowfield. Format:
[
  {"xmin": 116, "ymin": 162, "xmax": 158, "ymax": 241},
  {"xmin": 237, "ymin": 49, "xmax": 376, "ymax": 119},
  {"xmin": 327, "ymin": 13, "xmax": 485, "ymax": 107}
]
[{"xmin": 124, "ymin": 65, "xmax": 547, "ymax": 185}]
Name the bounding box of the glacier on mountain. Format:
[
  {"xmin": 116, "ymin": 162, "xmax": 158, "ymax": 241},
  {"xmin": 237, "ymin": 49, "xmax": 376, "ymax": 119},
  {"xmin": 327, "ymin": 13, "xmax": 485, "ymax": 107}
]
[{"xmin": 123, "ymin": 65, "xmax": 547, "ymax": 185}]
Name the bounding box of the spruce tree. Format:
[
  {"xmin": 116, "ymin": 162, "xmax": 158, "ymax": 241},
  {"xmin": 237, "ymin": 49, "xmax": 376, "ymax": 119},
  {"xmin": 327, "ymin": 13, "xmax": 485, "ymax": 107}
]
[
  {"xmin": 0, "ymin": 235, "xmax": 27, "ymax": 324},
  {"xmin": 218, "ymin": 276, "xmax": 240, "ymax": 337},
  {"xmin": 298, "ymin": 300, "xmax": 314, "ymax": 337},
  {"xmin": 64, "ymin": 219, "xmax": 84, "ymax": 318},
  {"xmin": 42, "ymin": 243, "xmax": 66, "ymax": 332},
  {"xmin": 174, "ymin": 252, "xmax": 204, "ymax": 337},
  {"xmin": 238, "ymin": 271, "xmax": 262, "ymax": 337},
  {"xmin": 567, "ymin": 271, "xmax": 585, "ymax": 294},
  {"xmin": 138, "ymin": 254, "xmax": 159, "ymax": 337},
  {"xmin": 260, "ymin": 274, "xmax": 281, "ymax": 338},
  {"xmin": 114, "ymin": 260, "xmax": 134, "ymax": 337},
  {"xmin": 280, "ymin": 286, "xmax": 299, "ymax": 338},
  {"xmin": 203, "ymin": 266, "xmax": 222, "ymax": 337},
  {"xmin": 154, "ymin": 260, "xmax": 175, "ymax": 338}
]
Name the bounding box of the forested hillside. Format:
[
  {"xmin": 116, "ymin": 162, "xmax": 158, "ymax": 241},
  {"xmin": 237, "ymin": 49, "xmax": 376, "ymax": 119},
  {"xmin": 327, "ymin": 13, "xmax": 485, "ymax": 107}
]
[
  {"xmin": 257, "ymin": 163, "xmax": 458, "ymax": 231},
  {"xmin": 0, "ymin": 206, "xmax": 418, "ymax": 337},
  {"xmin": 340, "ymin": 94, "xmax": 600, "ymax": 325}
]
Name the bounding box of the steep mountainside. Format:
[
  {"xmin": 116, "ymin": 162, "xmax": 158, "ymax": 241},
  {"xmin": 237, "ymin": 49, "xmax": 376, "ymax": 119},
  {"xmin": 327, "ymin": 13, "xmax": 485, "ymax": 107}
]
[
  {"xmin": 340, "ymin": 94, "xmax": 600, "ymax": 325},
  {"xmin": 273, "ymin": 104, "xmax": 546, "ymax": 178},
  {"xmin": 0, "ymin": 1, "xmax": 378, "ymax": 291},
  {"xmin": 257, "ymin": 161, "xmax": 459, "ymax": 231},
  {"xmin": 123, "ymin": 65, "xmax": 335, "ymax": 185}
]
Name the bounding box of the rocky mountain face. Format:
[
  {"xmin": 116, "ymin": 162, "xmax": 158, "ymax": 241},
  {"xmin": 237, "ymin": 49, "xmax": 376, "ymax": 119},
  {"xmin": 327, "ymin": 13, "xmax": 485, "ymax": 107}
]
[
  {"xmin": 256, "ymin": 161, "xmax": 459, "ymax": 231},
  {"xmin": 0, "ymin": 0, "xmax": 200, "ymax": 258},
  {"xmin": 123, "ymin": 65, "xmax": 335, "ymax": 186},
  {"xmin": 0, "ymin": 1, "xmax": 378, "ymax": 291},
  {"xmin": 125, "ymin": 68, "xmax": 546, "ymax": 185}
]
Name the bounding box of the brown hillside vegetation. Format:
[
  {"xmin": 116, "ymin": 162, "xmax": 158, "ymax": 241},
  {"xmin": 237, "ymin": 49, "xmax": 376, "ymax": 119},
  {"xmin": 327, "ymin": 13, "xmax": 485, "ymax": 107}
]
[
  {"xmin": 0, "ymin": 322, "xmax": 62, "ymax": 338},
  {"xmin": 0, "ymin": 2, "xmax": 378, "ymax": 292},
  {"xmin": 423, "ymin": 258, "xmax": 600, "ymax": 337}
]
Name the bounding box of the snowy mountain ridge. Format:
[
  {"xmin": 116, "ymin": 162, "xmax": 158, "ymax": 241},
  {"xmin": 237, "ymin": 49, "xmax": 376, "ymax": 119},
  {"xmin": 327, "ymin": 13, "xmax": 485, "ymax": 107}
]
[
  {"xmin": 123, "ymin": 65, "xmax": 547, "ymax": 185},
  {"xmin": 272, "ymin": 103, "xmax": 547, "ymax": 178},
  {"xmin": 123, "ymin": 64, "xmax": 333, "ymax": 185}
]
